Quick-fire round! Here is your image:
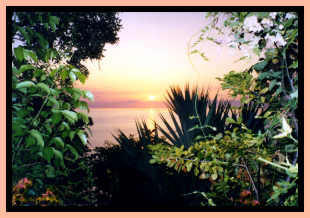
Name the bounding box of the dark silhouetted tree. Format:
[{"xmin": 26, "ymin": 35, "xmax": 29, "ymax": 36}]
[{"xmin": 12, "ymin": 12, "xmax": 122, "ymax": 76}]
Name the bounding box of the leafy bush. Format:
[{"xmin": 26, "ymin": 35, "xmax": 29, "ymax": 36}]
[
  {"xmin": 148, "ymin": 12, "xmax": 299, "ymax": 207},
  {"xmin": 12, "ymin": 12, "xmax": 96, "ymax": 206}
]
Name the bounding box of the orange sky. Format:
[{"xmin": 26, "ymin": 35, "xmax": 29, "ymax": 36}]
[{"xmin": 78, "ymin": 12, "xmax": 258, "ymax": 108}]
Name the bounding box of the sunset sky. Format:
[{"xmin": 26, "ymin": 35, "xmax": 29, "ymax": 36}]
[{"xmin": 79, "ymin": 12, "xmax": 258, "ymax": 108}]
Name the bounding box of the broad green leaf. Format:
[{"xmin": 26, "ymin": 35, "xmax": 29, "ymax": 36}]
[
  {"xmin": 263, "ymin": 111, "xmax": 273, "ymax": 118},
  {"xmin": 77, "ymin": 130, "xmax": 87, "ymax": 145},
  {"xmin": 29, "ymin": 129, "xmax": 44, "ymax": 149},
  {"xmin": 49, "ymin": 88, "xmax": 58, "ymax": 97},
  {"xmin": 24, "ymin": 49, "xmax": 38, "ymax": 62},
  {"xmin": 194, "ymin": 168, "xmax": 199, "ymax": 176},
  {"xmin": 66, "ymin": 144, "xmax": 79, "ymax": 160},
  {"xmin": 52, "ymin": 148, "xmax": 65, "ymax": 168},
  {"xmin": 53, "ymin": 137, "xmax": 64, "ymax": 149},
  {"xmin": 286, "ymin": 164, "xmax": 298, "ymax": 178},
  {"xmin": 60, "ymin": 70, "xmax": 69, "ymax": 81},
  {"xmin": 78, "ymin": 112, "xmax": 89, "ymax": 124},
  {"xmin": 61, "ymin": 131, "xmax": 68, "ymax": 139},
  {"xmin": 78, "ymin": 73, "xmax": 87, "ymax": 84},
  {"xmin": 69, "ymin": 71, "xmax": 77, "ymax": 82},
  {"xmin": 208, "ymin": 199, "xmax": 216, "ymax": 206},
  {"xmin": 18, "ymin": 64, "xmax": 35, "ymax": 74},
  {"xmin": 33, "ymin": 69, "xmax": 43, "ymax": 78},
  {"xmin": 47, "ymin": 97, "xmax": 59, "ymax": 109},
  {"xmin": 51, "ymin": 112, "xmax": 62, "ymax": 125},
  {"xmin": 211, "ymin": 172, "xmax": 218, "ymax": 180},
  {"xmin": 260, "ymin": 96, "xmax": 265, "ymax": 103},
  {"xmin": 72, "ymin": 88, "xmax": 83, "ymax": 100},
  {"xmin": 14, "ymin": 46, "xmax": 24, "ymax": 62},
  {"xmin": 49, "ymin": 16, "xmax": 60, "ymax": 25},
  {"xmin": 25, "ymin": 135, "xmax": 36, "ymax": 147},
  {"xmin": 273, "ymin": 117, "xmax": 292, "ymax": 139},
  {"xmin": 149, "ymin": 159, "xmax": 157, "ymax": 164},
  {"xmin": 16, "ymin": 81, "xmax": 35, "ymax": 89},
  {"xmin": 289, "ymin": 60, "xmax": 298, "ymax": 69},
  {"xmin": 63, "ymin": 104, "xmax": 72, "ymax": 112},
  {"xmin": 72, "ymin": 69, "xmax": 86, "ymax": 84},
  {"xmin": 62, "ymin": 110, "xmax": 78, "ymax": 124},
  {"xmin": 37, "ymin": 82, "xmax": 50, "ymax": 94},
  {"xmin": 282, "ymin": 117, "xmax": 292, "ymax": 134},
  {"xmin": 69, "ymin": 131, "xmax": 75, "ymax": 141},
  {"xmin": 61, "ymin": 121, "xmax": 70, "ymax": 130},
  {"xmin": 49, "ymin": 22, "xmax": 56, "ymax": 32},
  {"xmin": 83, "ymin": 91, "xmax": 94, "ymax": 102},
  {"xmin": 41, "ymin": 74, "xmax": 46, "ymax": 81},
  {"xmin": 44, "ymin": 122, "xmax": 52, "ymax": 135},
  {"xmin": 43, "ymin": 147, "xmax": 54, "ymax": 163},
  {"xmin": 259, "ymin": 87, "xmax": 269, "ymax": 94},
  {"xmin": 253, "ymin": 60, "xmax": 268, "ymax": 71},
  {"xmin": 45, "ymin": 48, "xmax": 57, "ymax": 61},
  {"xmin": 17, "ymin": 26, "xmax": 30, "ymax": 43},
  {"xmin": 186, "ymin": 161, "xmax": 193, "ymax": 172},
  {"xmin": 12, "ymin": 121, "xmax": 27, "ymax": 136},
  {"xmin": 77, "ymin": 101, "xmax": 89, "ymax": 112}
]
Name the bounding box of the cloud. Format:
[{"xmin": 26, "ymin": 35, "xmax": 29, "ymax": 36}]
[{"xmin": 89, "ymin": 100, "xmax": 165, "ymax": 108}]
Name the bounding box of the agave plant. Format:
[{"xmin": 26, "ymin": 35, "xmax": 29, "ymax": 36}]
[
  {"xmin": 112, "ymin": 119, "xmax": 166, "ymax": 157},
  {"xmin": 156, "ymin": 84, "xmax": 232, "ymax": 148},
  {"xmin": 200, "ymin": 94, "xmax": 232, "ymax": 135}
]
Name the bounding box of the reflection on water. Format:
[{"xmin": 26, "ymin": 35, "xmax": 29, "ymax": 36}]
[
  {"xmin": 87, "ymin": 108, "xmax": 170, "ymax": 147},
  {"xmin": 146, "ymin": 108, "xmax": 156, "ymax": 130}
]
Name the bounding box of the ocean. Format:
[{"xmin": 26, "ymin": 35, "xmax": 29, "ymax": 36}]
[{"xmin": 87, "ymin": 108, "xmax": 171, "ymax": 147}]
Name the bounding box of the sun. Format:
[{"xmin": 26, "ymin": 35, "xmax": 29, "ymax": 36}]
[{"xmin": 148, "ymin": 95, "xmax": 156, "ymax": 101}]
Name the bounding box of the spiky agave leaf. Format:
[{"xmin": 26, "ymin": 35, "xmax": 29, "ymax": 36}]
[
  {"xmin": 113, "ymin": 119, "xmax": 166, "ymax": 150},
  {"xmin": 203, "ymin": 94, "xmax": 232, "ymax": 134},
  {"xmin": 157, "ymin": 110, "xmax": 194, "ymax": 147},
  {"xmin": 157, "ymin": 84, "xmax": 236, "ymax": 147},
  {"xmin": 157, "ymin": 84, "xmax": 210, "ymax": 148}
]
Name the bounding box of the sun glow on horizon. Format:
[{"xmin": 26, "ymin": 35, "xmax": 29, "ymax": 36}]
[{"xmin": 148, "ymin": 95, "xmax": 156, "ymax": 101}]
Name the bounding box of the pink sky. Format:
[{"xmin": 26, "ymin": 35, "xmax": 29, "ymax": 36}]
[{"xmin": 78, "ymin": 12, "xmax": 257, "ymax": 108}]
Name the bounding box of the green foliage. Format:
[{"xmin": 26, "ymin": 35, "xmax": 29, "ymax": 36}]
[
  {"xmin": 12, "ymin": 13, "xmax": 95, "ymax": 205},
  {"xmin": 148, "ymin": 124, "xmax": 268, "ymax": 205},
  {"xmin": 13, "ymin": 12, "xmax": 122, "ymax": 76},
  {"xmin": 113, "ymin": 119, "xmax": 166, "ymax": 150},
  {"xmin": 201, "ymin": 12, "xmax": 299, "ymax": 206},
  {"xmin": 157, "ymin": 84, "xmax": 233, "ymax": 148},
  {"xmin": 147, "ymin": 11, "xmax": 299, "ymax": 207}
]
